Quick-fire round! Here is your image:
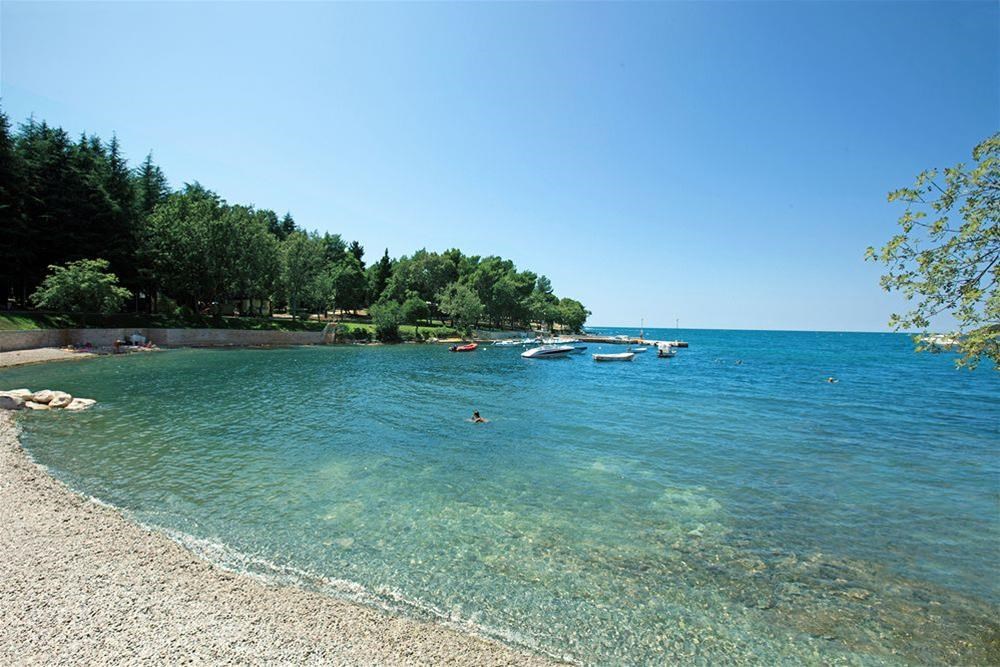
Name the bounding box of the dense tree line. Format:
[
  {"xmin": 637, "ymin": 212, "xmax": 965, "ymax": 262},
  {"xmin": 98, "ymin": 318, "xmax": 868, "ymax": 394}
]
[{"xmin": 0, "ymin": 109, "xmax": 589, "ymax": 334}]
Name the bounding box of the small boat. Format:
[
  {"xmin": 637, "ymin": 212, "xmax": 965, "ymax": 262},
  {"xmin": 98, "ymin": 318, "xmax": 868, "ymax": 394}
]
[
  {"xmin": 920, "ymin": 334, "xmax": 961, "ymax": 349},
  {"xmin": 593, "ymin": 352, "xmax": 635, "ymax": 362},
  {"xmin": 522, "ymin": 344, "xmax": 575, "ymax": 359},
  {"xmin": 492, "ymin": 339, "xmax": 520, "ymax": 347},
  {"xmin": 657, "ymin": 344, "xmax": 676, "ymax": 358},
  {"xmin": 632, "ymin": 347, "xmax": 648, "ymax": 353},
  {"xmin": 540, "ymin": 336, "xmax": 578, "ymax": 345},
  {"xmin": 450, "ymin": 343, "xmax": 478, "ymax": 352}
]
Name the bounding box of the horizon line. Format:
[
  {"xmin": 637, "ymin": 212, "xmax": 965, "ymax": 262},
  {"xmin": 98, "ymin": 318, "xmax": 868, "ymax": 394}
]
[{"xmin": 586, "ymin": 324, "xmax": 917, "ymax": 335}]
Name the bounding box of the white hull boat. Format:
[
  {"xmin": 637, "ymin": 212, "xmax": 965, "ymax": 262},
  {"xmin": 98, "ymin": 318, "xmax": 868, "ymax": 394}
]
[
  {"xmin": 657, "ymin": 343, "xmax": 676, "ymax": 358},
  {"xmin": 522, "ymin": 344, "xmax": 575, "ymax": 359},
  {"xmin": 593, "ymin": 352, "xmax": 635, "ymax": 362}
]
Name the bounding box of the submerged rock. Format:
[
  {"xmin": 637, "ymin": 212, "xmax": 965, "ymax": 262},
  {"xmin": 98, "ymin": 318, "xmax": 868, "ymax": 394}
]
[{"xmin": 64, "ymin": 398, "xmax": 96, "ymax": 412}]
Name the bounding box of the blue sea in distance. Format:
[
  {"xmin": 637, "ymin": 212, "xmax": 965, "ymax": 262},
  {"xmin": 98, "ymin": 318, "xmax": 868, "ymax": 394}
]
[{"xmin": 4, "ymin": 328, "xmax": 998, "ymax": 664}]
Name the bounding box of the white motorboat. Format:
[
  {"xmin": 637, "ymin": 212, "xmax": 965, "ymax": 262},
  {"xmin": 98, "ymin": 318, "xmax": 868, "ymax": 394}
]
[
  {"xmin": 920, "ymin": 334, "xmax": 961, "ymax": 348},
  {"xmin": 593, "ymin": 352, "xmax": 635, "ymax": 362},
  {"xmin": 632, "ymin": 347, "xmax": 648, "ymax": 353},
  {"xmin": 657, "ymin": 343, "xmax": 676, "ymax": 358},
  {"xmin": 522, "ymin": 344, "xmax": 575, "ymax": 359},
  {"xmin": 492, "ymin": 339, "xmax": 520, "ymax": 346}
]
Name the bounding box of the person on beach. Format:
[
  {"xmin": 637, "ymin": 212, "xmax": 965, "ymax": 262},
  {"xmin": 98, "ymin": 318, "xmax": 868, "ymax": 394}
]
[{"xmin": 471, "ymin": 411, "xmax": 487, "ymax": 423}]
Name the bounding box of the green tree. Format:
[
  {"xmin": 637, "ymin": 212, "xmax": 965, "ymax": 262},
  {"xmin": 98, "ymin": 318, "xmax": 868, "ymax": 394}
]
[
  {"xmin": 140, "ymin": 183, "xmax": 223, "ymax": 310},
  {"xmin": 30, "ymin": 258, "xmax": 132, "ymax": 324},
  {"xmin": 369, "ymin": 299, "xmax": 402, "ymax": 341},
  {"xmin": 557, "ymin": 297, "xmax": 590, "ymax": 333},
  {"xmin": 529, "ymin": 289, "xmax": 560, "ymax": 331},
  {"xmin": 226, "ymin": 205, "xmax": 280, "ymax": 315},
  {"xmin": 466, "ymin": 256, "xmax": 506, "ymax": 326},
  {"xmin": 349, "ymin": 240, "xmax": 365, "ymax": 269},
  {"xmin": 367, "ymin": 248, "xmax": 393, "ymax": 305},
  {"xmin": 15, "ymin": 121, "xmax": 102, "ymax": 296},
  {"xmin": 866, "ymin": 134, "xmax": 999, "ymax": 369},
  {"xmin": 280, "ymin": 231, "xmax": 326, "ymax": 319},
  {"xmin": 409, "ymin": 249, "xmax": 459, "ymax": 312},
  {"xmin": 278, "ymin": 212, "xmax": 297, "ymax": 239},
  {"xmin": 321, "ymin": 232, "xmax": 347, "ymax": 264},
  {"xmin": 100, "ymin": 135, "xmax": 139, "ymax": 287},
  {"xmin": 141, "ymin": 185, "xmax": 282, "ymax": 315},
  {"xmin": 535, "ymin": 274, "xmax": 554, "ymax": 296},
  {"xmin": 401, "ymin": 292, "xmax": 430, "ymax": 335},
  {"xmin": 133, "ymin": 152, "xmax": 169, "ymax": 219},
  {"xmin": 382, "ymin": 255, "xmax": 417, "ymax": 304},
  {"xmin": 437, "ymin": 282, "xmax": 483, "ymax": 334},
  {"xmin": 330, "ymin": 253, "xmax": 367, "ymax": 314},
  {"xmin": 0, "ymin": 108, "xmax": 29, "ymax": 305}
]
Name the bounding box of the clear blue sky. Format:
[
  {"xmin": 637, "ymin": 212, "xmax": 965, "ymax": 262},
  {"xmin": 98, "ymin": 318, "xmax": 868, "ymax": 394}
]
[{"xmin": 2, "ymin": 1, "xmax": 996, "ymax": 330}]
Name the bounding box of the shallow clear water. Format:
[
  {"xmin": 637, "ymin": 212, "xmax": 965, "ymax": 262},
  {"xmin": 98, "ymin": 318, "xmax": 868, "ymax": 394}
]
[{"xmin": 4, "ymin": 329, "xmax": 998, "ymax": 664}]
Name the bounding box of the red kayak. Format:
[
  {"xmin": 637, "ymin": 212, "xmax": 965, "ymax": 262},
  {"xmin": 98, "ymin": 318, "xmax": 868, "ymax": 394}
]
[{"xmin": 449, "ymin": 343, "xmax": 478, "ymax": 352}]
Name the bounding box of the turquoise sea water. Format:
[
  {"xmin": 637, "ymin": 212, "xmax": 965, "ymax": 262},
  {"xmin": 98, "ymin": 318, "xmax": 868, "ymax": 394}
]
[{"xmin": 3, "ymin": 328, "xmax": 998, "ymax": 664}]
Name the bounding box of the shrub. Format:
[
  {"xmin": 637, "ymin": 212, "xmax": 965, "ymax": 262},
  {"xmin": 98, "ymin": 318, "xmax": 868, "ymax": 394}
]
[
  {"xmin": 369, "ymin": 300, "xmax": 402, "ymax": 342},
  {"xmin": 30, "ymin": 259, "xmax": 132, "ymax": 325}
]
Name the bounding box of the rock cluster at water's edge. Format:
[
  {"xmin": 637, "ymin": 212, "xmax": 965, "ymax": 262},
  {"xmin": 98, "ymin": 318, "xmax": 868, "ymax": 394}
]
[{"xmin": 0, "ymin": 388, "xmax": 96, "ymax": 412}]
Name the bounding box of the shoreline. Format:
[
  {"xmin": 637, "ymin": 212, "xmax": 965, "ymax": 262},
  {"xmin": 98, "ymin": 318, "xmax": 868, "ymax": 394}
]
[
  {"xmin": 0, "ymin": 347, "xmax": 98, "ymax": 368},
  {"xmin": 0, "ymin": 411, "xmax": 553, "ymax": 665}
]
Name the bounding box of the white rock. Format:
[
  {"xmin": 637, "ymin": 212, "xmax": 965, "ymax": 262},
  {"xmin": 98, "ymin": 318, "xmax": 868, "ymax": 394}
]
[
  {"xmin": 24, "ymin": 401, "xmax": 51, "ymax": 411},
  {"xmin": 48, "ymin": 392, "xmax": 74, "ymax": 409},
  {"xmin": 31, "ymin": 390, "xmax": 56, "ymax": 404},
  {"xmin": 3, "ymin": 389, "xmax": 33, "ymax": 400},
  {"xmin": 64, "ymin": 398, "xmax": 97, "ymax": 411},
  {"xmin": 0, "ymin": 395, "xmax": 25, "ymax": 410}
]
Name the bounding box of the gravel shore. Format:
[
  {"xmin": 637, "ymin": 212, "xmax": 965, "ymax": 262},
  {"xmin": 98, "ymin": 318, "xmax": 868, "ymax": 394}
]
[
  {"xmin": 0, "ymin": 347, "xmax": 96, "ymax": 369},
  {"xmin": 0, "ymin": 412, "xmax": 552, "ymax": 665}
]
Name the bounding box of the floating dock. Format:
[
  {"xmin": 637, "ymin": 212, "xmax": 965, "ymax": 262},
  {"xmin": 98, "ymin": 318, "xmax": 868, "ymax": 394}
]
[{"xmin": 579, "ymin": 336, "xmax": 688, "ymax": 347}]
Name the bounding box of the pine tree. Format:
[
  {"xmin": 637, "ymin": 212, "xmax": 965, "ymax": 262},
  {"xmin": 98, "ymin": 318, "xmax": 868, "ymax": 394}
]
[
  {"xmin": 134, "ymin": 152, "xmax": 169, "ymax": 218},
  {"xmin": 278, "ymin": 212, "xmax": 296, "ymax": 239},
  {"xmin": 368, "ymin": 248, "xmax": 392, "ymax": 305},
  {"xmin": 0, "ymin": 108, "xmax": 28, "ymax": 305},
  {"xmin": 349, "ymin": 240, "xmax": 365, "ymax": 269},
  {"xmin": 101, "ymin": 135, "xmax": 139, "ymax": 291},
  {"xmin": 15, "ymin": 119, "xmax": 85, "ymax": 295}
]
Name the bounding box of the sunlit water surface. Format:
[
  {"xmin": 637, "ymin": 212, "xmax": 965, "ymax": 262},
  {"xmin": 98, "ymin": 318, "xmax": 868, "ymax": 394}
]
[{"xmin": 4, "ymin": 329, "xmax": 998, "ymax": 664}]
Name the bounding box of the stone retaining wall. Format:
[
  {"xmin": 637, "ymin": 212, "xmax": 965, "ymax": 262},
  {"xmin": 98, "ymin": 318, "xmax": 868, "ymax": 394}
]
[{"xmin": 0, "ymin": 328, "xmax": 327, "ymax": 352}]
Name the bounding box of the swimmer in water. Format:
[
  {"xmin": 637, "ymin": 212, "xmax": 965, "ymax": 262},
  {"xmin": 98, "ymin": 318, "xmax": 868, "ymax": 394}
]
[
  {"xmin": 471, "ymin": 410, "xmax": 487, "ymax": 423},
  {"xmin": 827, "ymin": 377, "xmax": 838, "ymax": 384}
]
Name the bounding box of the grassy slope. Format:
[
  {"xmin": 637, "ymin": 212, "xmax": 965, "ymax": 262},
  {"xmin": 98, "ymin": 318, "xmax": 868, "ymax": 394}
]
[
  {"xmin": 0, "ymin": 312, "xmax": 460, "ymax": 338},
  {"xmin": 0, "ymin": 312, "xmax": 326, "ymax": 332},
  {"xmin": 327, "ymin": 321, "xmax": 460, "ymax": 339}
]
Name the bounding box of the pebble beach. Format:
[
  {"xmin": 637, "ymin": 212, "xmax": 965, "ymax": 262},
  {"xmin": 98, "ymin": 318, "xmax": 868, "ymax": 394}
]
[{"xmin": 0, "ymin": 411, "xmax": 551, "ymax": 666}]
